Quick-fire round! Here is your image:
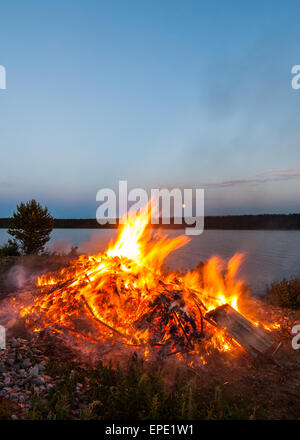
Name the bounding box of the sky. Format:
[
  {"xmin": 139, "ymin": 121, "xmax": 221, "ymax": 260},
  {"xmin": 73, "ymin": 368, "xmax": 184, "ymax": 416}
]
[{"xmin": 0, "ymin": 0, "xmax": 300, "ymax": 217}]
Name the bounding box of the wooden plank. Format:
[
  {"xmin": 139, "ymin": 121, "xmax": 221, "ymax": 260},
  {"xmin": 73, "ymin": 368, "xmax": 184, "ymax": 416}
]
[{"xmin": 206, "ymin": 304, "xmax": 276, "ymax": 357}]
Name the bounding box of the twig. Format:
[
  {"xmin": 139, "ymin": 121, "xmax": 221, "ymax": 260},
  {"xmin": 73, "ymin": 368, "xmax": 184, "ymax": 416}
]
[
  {"xmin": 173, "ymin": 310, "xmax": 193, "ymax": 349},
  {"xmin": 46, "ymin": 278, "xmax": 76, "ymax": 294},
  {"xmin": 189, "ymin": 291, "xmax": 208, "ymax": 311},
  {"xmin": 81, "ymin": 294, "xmax": 131, "ymax": 341}
]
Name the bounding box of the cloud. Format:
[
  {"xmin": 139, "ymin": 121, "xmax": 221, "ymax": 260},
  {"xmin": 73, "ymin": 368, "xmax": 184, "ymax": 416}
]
[{"xmin": 202, "ymin": 168, "xmax": 300, "ymax": 189}]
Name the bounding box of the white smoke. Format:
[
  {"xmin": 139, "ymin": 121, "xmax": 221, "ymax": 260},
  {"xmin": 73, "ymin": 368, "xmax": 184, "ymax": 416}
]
[
  {"xmin": 49, "ymin": 240, "xmax": 72, "ymax": 255},
  {"xmin": 5, "ymin": 265, "xmax": 37, "ymax": 290}
]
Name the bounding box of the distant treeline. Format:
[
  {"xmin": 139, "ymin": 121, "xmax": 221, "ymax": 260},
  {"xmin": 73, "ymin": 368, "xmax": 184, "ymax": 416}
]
[
  {"xmin": 1, "ymin": 214, "xmax": 300, "ymax": 230},
  {"xmin": 204, "ymin": 214, "xmax": 300, "ymax": 230}
]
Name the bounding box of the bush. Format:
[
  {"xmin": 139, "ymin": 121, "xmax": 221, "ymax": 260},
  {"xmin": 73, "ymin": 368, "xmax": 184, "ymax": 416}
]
[
  {"xmin": 0, "ymin": 240, "xmax": 20, "ymax": 257},
  {"xmin": 266, "ymin": 276, "xmax": 300, "ymax": 309}
]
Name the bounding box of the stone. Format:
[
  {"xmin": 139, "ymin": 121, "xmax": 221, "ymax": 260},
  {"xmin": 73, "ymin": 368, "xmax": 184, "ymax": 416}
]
[
  {"xmin": 11, "ymin": 339, "xmax": 20, "ymax": 348},
  {"xmin": 22, "ymin": 359, "xmax": 32, "ymax": 369},
  {"xmin": 46, "ymin": 383, "xmax": 54, "ymax": 392},
  {"xmin": 29, "ymin": 366, "xmax": 39, "ymax": 377},
  {"xmin": 3, "ymin": 377, "xmax": 10, "ymax": 386},
  {"xmin": 33, "ymin": 376, "xmax": 45, "ymax": 386},
  {"xmin": 19, "ymin": 395, "xmax": 25, "ymax": 403},
  {"xmin": 38, "ymin": 363, "xmax": 46, "ymax": 372}
]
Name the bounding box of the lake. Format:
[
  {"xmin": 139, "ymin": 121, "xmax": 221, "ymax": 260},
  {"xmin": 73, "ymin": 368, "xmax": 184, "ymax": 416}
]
[{"xmin": 1, "ymin": 228, "xmax": 300, "ymax": 294}]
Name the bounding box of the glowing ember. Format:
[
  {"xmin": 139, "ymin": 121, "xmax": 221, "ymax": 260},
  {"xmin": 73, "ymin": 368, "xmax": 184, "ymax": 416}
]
[{"xmin": 19, "ymin": 202, "xmax": 277, "ymax": 361}]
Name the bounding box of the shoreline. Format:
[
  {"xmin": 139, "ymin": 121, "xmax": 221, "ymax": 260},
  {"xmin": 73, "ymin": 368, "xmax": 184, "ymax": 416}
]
[{"xmin": 1, "ymin": 214, "xmax": 300, "ymax": 230}]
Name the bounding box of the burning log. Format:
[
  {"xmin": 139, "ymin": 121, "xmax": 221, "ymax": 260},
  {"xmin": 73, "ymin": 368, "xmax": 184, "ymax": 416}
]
[{"xmin": 206, "ymin": 304, "xmax": 278, "ymax": 358}]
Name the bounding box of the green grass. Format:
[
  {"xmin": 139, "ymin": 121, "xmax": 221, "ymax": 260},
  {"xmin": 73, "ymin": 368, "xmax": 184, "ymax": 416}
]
[{"xmin": 27, "ymin": 354, "xmax": 260, "ymax": 420}]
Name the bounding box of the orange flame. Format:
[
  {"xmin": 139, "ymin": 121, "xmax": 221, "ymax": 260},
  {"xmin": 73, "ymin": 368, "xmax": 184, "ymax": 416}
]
[{"xmin": 20, "ymin": 201, "xmax": 269, "ymax": 359}]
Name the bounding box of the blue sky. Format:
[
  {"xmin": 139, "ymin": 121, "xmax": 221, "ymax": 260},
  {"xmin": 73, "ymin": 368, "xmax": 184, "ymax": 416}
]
[{"xmin": 0, "ymin": 0, "xmax": 300, "ymax": 217}]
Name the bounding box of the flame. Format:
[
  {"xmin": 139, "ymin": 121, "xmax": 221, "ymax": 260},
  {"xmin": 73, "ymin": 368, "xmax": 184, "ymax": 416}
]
[{"xmin": 20, "ymin": 201, "xmax": 276, "ymax": 360}]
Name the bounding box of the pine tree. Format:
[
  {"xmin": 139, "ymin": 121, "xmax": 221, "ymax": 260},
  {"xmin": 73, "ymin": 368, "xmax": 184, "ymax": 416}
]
[{"xmin": 8, "ymin": 200, "xmax": 54, "ymax": 255}]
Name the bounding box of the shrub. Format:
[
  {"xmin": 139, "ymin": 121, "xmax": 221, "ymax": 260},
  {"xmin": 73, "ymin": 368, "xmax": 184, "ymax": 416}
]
[
  {"xmin": 0, "ymin": 240, "xmax": 20, "ymax": 257},
  {"xmin": 266, "ymin": 276, "xmax": 300, "ymax": 309}
]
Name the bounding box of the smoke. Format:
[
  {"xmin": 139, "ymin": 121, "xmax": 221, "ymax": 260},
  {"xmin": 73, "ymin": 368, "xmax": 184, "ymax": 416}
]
[
  {"xmin": 0, "ymin": 291, "xmax": 34, "ymax": 331},
  {"xmin": 5, "ymin": 265, "xmax": 33, "ymax": 290},
  {"xmin": 0, "ymin": 264, "xmax": 39, "ymax": 331},
  {"xmin": 79, "ymin": 230, "xmax": 115, "ymax": 255},
  {"xmin": 49, "ymin": 240, "xmax": 72, "ymax": 255}
]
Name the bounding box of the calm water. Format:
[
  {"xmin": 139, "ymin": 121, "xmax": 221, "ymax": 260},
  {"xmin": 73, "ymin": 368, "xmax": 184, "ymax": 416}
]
[{"xmin": 1, "ymin": 228, "xmax": 300, "ymax": 294}]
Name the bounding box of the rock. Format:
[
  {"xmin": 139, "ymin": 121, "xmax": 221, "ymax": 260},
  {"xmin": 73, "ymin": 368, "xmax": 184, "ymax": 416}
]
[
  {"xmin": 18, "ymin": 394, "xmax": 25, "ymax": 403},
  {"xmin": 4, "ymin": 377, "xmax": 10, "ymax": 386},
  {"xmin": 20, "ymin": 375, "xmax": 32, "ymax": 386},
  {"xmin": 11, "ymin": 339, "xmax": 20, "ymax": 348},
  {"xmin": 33, "ymin": 376, "xmax": 45, "ymax": 386},
  {"xmin": 18, "ymin": 338, "xmax": 28, "ymax": 344},
  {"xmin": 22, "ymin": 359, "xmax": 32, "ymax": 369},
  {"xmin": 11, "ymin": 414, "xmax": 18, "ymax": 420},
  {"xmin": 43, "ymin": 375, "xmax": 52, "ymax": 381},
  {"xmin": 32, "ymin": 348, "xmax": 41, "ymax": 354},
  {"xmin": 29, "ymin": 366, "xmax": 39, "ymax": 377},
  {"xmin": 38, "ymin": 363, "xmax": 46, "ymax": 372},
  {"xmin": 46, "ymin": 383, "xmax": 54, "ymax": 392}
]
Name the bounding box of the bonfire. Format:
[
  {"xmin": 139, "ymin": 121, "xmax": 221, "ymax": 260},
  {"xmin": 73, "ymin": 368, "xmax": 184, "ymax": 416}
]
[{"xmin": 19, "ymin": 204, "xmax": 281, "ymax": 364}]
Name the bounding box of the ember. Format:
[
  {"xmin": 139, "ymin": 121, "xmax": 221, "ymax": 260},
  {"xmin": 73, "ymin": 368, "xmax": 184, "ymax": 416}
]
[{"xmin": 19, "ymin": 203, "xmax": 279, "ymax": 362}]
